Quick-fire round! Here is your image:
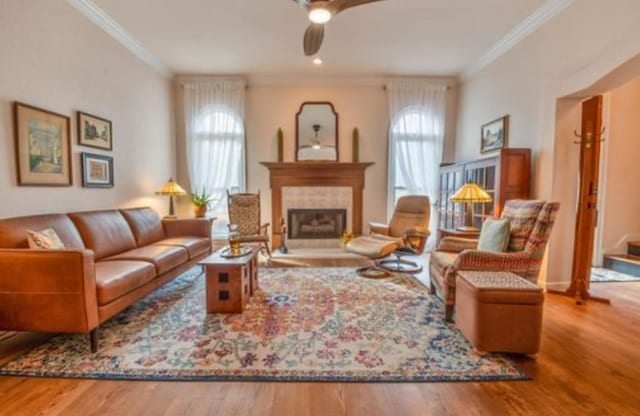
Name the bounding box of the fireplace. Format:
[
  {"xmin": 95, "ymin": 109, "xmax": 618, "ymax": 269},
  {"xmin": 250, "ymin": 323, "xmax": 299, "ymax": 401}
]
[
  {"xmin": 288, "ymin": 209, "xmax": 347, "ymax": 240},
  {"xmin": 260, "ymin": 162, "xmax": 374, "ymax": 248}
]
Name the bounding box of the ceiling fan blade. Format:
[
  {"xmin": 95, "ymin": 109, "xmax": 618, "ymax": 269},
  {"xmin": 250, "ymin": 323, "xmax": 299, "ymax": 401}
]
[
  {"xmin": 303, "ymin": 23, "xmax": 325, "ymax": 56},
  {"xmin": 331, "ymin": 0, "xmax": 385, "ymax": 14}
]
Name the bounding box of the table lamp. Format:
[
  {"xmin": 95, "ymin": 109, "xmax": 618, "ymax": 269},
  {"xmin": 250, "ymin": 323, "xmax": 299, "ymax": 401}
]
[
  {"xmin": 155, "ymin": 178, "xmax": 186, "ymax": 218},
  {"xmin": 449, "ymin": 182, "xmax": 492, "ymax": 232}
]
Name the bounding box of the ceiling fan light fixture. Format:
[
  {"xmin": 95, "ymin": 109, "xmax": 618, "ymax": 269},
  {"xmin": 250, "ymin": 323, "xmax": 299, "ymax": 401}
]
[
  {"xmin": 309, "ymin": 8, "xmax": 332, "ymax": 24},
  {"xmin": 313, "ymin": 57, "xmax": 323, "ymax": 65}
]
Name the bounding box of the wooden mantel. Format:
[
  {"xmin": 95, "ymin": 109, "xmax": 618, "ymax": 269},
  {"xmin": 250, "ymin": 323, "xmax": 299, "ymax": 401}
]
[{"xmin": 260, "ymin": 162, "xmax": 374, "ymax": 248}]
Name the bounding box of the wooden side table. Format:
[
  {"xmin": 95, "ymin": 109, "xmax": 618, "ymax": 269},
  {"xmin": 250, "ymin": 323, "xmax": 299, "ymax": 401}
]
[{"xmin": 198, "ymin": 246, "xmax": 260, "ymax": 313}]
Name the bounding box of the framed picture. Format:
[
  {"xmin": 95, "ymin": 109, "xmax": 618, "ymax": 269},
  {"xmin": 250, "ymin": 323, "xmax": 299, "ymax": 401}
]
[
  {"xmin": 481, "ymin": 115, "xmax": 509, "ymax": 153},
  {"xmin": 77, "ymin": 111, "xmax": 112, "ymax": 150},
  {"xmin": 13, "ymin": 102, "xmax": 72, "ymax": 186},
  {"xmin": 81, "ymin": 152, "xmax": 114, "ymax": 188}
]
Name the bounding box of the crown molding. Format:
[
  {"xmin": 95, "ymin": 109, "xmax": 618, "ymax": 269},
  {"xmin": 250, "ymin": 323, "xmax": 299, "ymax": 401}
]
[
  {"xmin": 460, "ymin": 0, "xmax": 576, "ymax": 82},
  {"xmin": 66, "ymin": 0, "xmax": 171, "ymax": 77},
  {"xmin": 242, "ymin": 74, "xmax": 458, "ymax": 88}
]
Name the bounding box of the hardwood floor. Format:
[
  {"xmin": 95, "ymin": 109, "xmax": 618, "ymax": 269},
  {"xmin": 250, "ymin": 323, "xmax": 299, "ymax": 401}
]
[{"xmin": 1, "ymin": 261, "xmax": 640, "ymax": 415}]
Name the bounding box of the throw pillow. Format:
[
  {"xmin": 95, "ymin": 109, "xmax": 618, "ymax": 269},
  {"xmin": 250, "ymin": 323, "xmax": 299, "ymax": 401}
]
[
  {"xmin": 477, "ymin": 218, "xmax": 510, "ymax": 252},
  {"xmin": 26, "ymin": 228, "xmax": 66, "ymax": 249}
]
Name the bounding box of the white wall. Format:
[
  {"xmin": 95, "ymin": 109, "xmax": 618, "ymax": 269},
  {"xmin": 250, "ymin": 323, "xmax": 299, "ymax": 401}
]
[
  {"xmin": 175, "ymin": 80, "xmax": 458, "ymax": 233},
  {"xmin": 0, "ymin": 1, "xmax": 175, "ymax": 218},
  {"xmin": 600, "ymin": 76, "xmax": 640, "ymax": 255},
  {"xmin": 454, "ymin": 0, "xmax": 640, "ymax": 285}
]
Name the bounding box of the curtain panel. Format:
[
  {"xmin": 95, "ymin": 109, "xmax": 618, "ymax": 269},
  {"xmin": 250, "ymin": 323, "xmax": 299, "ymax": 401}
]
[
  {"xmin": 386, "ymin": 80, "xmax": 447, "ymax": 249},
  {"xmin": 183, "ymin": 79, "xmax": 246, "ymax": 234}
]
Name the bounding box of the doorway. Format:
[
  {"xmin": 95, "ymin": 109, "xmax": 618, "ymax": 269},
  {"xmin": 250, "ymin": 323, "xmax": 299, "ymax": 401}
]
[
  {"xmin": 551, "ymin": 73, "xmax": 640, "ymax": 302},
  {"xmin": 590, "ymin": 76, "xmax": 640, "ymax": 285},
  {"xmin": 550, "ymin": 96, "xmax": 610, "ymax": 303}
]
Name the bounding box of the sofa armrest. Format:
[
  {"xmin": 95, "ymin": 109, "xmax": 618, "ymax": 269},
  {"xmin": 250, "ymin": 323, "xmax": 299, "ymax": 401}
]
[
  {"xmin": 437, "ymin": 237, "xmax": 478, "ymax": 253},
  {"xmin": 0, "ymin": 249, "xmax": 99, "ymax": 333},
  {"xmin": 453, "ymin": 250, "xmax": 531, "ymax": 275},
  {"xmin": 369, "ymin": 222, "xmax": 390, "ymax": 235},
  {"xmin": 162, "ymin": 217, "xmax": 214, "ymax": 238}
]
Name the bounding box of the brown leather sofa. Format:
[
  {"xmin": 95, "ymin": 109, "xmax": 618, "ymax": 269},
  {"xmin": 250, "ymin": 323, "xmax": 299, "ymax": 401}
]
[{"xmin": 0, "ymin": 207, "xmax": 212, "ymax": 352}]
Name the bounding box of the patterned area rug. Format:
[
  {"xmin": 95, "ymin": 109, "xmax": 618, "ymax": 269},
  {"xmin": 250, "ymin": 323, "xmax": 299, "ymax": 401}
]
[
  {"xmin": 591, "ymin": 267, "xmax": 640, "ymax": 283},
  {"xmin": 0, "ymin": 267, "xmax": 528, "ymax": 382}
]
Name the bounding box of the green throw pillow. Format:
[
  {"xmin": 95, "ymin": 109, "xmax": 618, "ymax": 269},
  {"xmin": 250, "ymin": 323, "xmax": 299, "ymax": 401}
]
[{"xmin": 478, "ymin": 218, "xmax": 510, "ymax": 252}]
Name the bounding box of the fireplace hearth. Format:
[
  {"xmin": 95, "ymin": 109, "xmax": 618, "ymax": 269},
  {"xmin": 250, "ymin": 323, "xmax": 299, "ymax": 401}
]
[{"xmin": 288, "ymin": 209, "xmax": 347, "ymax": 240}]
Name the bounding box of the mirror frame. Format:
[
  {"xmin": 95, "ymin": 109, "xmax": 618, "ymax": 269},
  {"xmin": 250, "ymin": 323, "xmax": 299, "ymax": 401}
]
[{"xmin": 295, "ymin": 101, "xmax": 339, "ymax": 162}]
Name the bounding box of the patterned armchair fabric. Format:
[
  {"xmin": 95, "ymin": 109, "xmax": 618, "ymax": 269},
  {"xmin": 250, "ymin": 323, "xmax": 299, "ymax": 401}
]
[
  {"xmin": 227, "ymin": 191, "xmax": 271, "ymax": 256},
  {"xmin": 429, "ymin": 200, "xmax": 559, "ymax": 321}
]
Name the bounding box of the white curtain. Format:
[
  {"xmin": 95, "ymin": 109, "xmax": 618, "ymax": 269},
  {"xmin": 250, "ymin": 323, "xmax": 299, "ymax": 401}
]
[
  {"xmin": 183, "ymin": 79, "xmax": 246, "ymax": 235},
  {"xmin": 386, "ymin": 80, "xmax": 447, "ymax": 250}
]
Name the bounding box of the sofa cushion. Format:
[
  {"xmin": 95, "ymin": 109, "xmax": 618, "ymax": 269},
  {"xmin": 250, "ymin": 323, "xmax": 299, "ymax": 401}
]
[
  {"xmin": 69, "ymin": 210, "xmax": 137, "ymax": 259},
  {"xmin": 153, "ymin": 237, "xmax": 210, "ymax": 259},
  {"xmin": 95, "ymin": 260, "xmax": 156, "ymax": 305},
  {"xmin": 430, "ymin": 251, "xmax": 458, "ymax": 275},
  {"xmin": 105, "ymin": 245, "xmax": 189, "ymax": 274},
  {"xmin": 0, "ymin": 214, "xmax": 85, "ymax": 249},
  {"xmin": 120, "ymin": 207, "xmax": 165, "ymax": 247}
]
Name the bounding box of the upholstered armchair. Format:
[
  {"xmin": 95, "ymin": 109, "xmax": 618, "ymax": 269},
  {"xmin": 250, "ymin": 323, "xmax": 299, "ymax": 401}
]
[
  {"xmin": 429, "ymin": 200, "xmax": 559, "ymax": 321},
  {"xmin": 346, "ymin": 195, "xmax": 431, "ymax": 258},
  {"xmin": 227, "ymin": 191, "xmax": 271, "ymax": 257}
]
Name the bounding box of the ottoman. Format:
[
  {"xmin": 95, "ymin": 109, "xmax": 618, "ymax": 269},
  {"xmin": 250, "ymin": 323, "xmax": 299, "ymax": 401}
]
[
  {"xmin": 345, "ymin": 234, "xmax": 403, "ymax": 258},
  {"xmin": 455, "ymin": 271, "xmax": 544, "ymax": 355}
]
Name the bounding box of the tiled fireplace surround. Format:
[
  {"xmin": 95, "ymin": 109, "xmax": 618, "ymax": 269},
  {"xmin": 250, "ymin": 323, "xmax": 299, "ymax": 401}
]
[
  {"xmin": 260, "ymin": 162, "xmax": 374, "ymax": 250},
  {"xmin": 283, "ymin": 187, "xmax": 352, "ymax": 248}
]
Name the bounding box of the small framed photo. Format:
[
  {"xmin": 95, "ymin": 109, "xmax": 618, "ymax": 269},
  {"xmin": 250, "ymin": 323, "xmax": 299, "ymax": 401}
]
[
  {"xmin": 481, "ymin": 115, "xmax": 509, "ymax": 153},
  {"xmin": 77, "ymin": 111, "xmax": 112, "ymax": 150},
  {"xmin": 13, "ymin": 102, "xmax": 72, "ymax": 186},
  {"xmin": 81, "ymin": 152, "xmax": 114, "ymax": 188}
]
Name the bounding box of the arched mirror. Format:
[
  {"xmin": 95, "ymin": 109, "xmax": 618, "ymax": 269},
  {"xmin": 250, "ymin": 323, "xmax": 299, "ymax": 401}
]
[{"xmin": 295, "ymin": 102, "xmax": 339, "ymax": 161}]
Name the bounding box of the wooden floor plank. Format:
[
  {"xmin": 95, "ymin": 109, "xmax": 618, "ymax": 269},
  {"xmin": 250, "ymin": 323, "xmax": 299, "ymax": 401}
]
[{"xmin": 1, "ymin": 271, "xmax": 640, "ymax": 415}]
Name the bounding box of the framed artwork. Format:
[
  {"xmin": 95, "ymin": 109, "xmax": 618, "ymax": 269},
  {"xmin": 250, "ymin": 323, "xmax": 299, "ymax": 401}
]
[
  {"xmin": 13, "ymin": 102, "xmax": 72, "ymax": 186},
  {"xmin": 81, "ymin": 152, "xmax": 114, "ymax": 188},
  {"xmin": 77, "ymin": 111, "xmax": 112, "ymax": 150},
  {"xmin": 481, "ymin": 115, "xmax": 509, "ymax": 153}
]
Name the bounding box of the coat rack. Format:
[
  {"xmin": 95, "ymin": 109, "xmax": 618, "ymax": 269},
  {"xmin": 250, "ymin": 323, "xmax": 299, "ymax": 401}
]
[
  {"xmin": 550, "ymin": 96, "xmax": 610, "ymax": 305},
  {"xmin": 573, "ymin": 127, "xmax": 606, "ymax": 148}
]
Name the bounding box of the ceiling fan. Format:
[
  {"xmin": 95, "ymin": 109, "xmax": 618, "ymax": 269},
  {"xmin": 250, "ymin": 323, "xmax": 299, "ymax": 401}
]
[
  {"xmin": 293, "ymin": 0, "xmax": 385, "ymax": 56},
  {"xmin": 300, "ymin": 124, "xmax": 336, "ymax": 150}
]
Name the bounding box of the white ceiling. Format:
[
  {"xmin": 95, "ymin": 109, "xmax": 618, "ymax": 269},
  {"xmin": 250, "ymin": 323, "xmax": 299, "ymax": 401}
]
[{"xmin": 90, "ymin": 0, "xmax": 547, "ymax": 77}]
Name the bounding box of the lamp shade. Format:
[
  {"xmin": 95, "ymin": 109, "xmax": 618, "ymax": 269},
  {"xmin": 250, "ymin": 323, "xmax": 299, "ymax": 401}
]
[
  {"xmin": 155, "ymin": 178, "xmax": 186, "ymax": 196},
  {"xmin": 450, "ymin": 182, "xmax": 492, "ymax": 203}
]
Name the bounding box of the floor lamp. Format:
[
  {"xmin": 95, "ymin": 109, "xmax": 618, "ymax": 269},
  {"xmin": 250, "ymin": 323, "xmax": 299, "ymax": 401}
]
[{"xmin": 450, "ymin": 182, "xmax": 492, "ymax": 232}]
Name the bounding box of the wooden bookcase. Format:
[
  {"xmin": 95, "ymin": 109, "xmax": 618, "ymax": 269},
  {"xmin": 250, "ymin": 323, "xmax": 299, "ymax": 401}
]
[{"xmin": 437, "ymin": 148, "xmax": 531, "ymax": 233}]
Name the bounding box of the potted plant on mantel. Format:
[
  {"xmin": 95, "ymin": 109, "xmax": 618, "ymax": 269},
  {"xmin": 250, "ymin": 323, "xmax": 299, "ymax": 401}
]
[{"xmin": 190, "ymin": 188, "xmax": 213, "ymax": 218}]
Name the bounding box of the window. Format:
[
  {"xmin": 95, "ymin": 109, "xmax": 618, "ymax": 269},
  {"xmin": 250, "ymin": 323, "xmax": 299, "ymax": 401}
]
[
  {"xmin": 191, "ymin": 107, "xmax": 245, "ymax": 237},
  {"xmin": 183, "ymin": 80, "xmax": 247, "ymax": 238},
  {"xmin": 389, "ymin": 106, "xmax": 442, "ymax": 205}
]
